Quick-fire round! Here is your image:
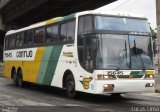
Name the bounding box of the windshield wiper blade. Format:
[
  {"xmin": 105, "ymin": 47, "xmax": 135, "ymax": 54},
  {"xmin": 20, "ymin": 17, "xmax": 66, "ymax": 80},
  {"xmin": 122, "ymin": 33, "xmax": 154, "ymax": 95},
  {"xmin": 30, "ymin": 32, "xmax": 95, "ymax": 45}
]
[
  {"xmin": 116, "ymin": 40, "xmax": 128, "ymax": 70},
  {"xmin": 137, "ymin": 53, "xmax": 145, "ymax": 70},
  {"xmin": 133, "ymin": 40, "xmax": 145, "ymax": 70}
]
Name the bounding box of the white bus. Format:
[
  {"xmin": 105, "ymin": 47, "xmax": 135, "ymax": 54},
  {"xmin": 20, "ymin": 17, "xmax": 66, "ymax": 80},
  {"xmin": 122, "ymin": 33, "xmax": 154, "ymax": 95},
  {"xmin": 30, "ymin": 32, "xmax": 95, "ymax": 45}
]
[{"xmin": 3, "ymin": 11, "xmax": 155, "ymax": 97}]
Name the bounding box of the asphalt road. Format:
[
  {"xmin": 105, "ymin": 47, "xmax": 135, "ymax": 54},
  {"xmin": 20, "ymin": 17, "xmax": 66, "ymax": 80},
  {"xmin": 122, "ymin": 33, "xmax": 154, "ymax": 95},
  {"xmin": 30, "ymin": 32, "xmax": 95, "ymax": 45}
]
[{"xmin": 0, "ymin": 76, "xmax": 160, "ymax": 112}]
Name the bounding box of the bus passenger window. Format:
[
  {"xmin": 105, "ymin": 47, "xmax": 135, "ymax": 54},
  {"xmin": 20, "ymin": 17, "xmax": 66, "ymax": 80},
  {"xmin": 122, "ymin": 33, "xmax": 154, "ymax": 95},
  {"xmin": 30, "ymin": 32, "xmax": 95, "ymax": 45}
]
[
  {"xmin": 8, "ymin": 36, "xmax": 15, "ymax": 49},
  {"xmin": 60, "ymin": 21, "xmax": 75, "ymax": 42},
  {"xmin": 46, "ymin": 25, "xmax": 58, "ymax": 44},
  {"xmin": 24, "ymin": 31, "xmax": 33, "ymax": 47},
  {"xmin": 60, "ymin": 24, "xmax": 67, "ymax": 42},
  {"xmin": 34, "ymin": 28, "xmax": 45, "ymax": 45},
  {"xmin": 5, "ymin": 37, "xmax": 9, "ymax": 49},
  {"xmin": 16, "ymin": 34, "xmax": 23, "ymax": 48},
  {"xmin": 67, "ymin": 21, "xmax": 75, "ymax": 41}
]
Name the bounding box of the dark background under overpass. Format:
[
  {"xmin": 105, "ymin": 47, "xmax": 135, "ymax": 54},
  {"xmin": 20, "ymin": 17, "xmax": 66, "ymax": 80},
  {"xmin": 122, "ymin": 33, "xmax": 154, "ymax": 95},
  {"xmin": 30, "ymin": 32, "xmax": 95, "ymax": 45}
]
[{"xmin": 0, "ymin": 0, "xmax": 116, "ymax": 61}]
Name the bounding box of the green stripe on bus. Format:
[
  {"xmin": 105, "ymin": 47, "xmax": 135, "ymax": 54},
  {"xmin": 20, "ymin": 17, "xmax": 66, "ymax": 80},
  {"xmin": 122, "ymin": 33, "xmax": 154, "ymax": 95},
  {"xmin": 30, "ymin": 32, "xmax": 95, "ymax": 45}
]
[
  {"xmin": 130, "ymin": 71, "xmax": 146, "ymax": 75},
  {"xmin": 42, "ymin": 45, "xmax": 63, "ymax": 85},
  {"xmin": 37, "ymin": 47, "xmax": 53, "ymax": 84},
  {"xmin": 62, "ymin": 13, "xmax": 76, "ymax": 21}
]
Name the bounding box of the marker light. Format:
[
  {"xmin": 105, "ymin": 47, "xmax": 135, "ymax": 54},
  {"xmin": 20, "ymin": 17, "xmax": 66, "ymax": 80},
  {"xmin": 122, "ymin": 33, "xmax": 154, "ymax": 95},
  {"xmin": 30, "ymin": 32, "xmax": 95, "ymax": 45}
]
[
  {"xmin": 97, "ymin": 75, "xmax": 116, "ymax": 80},
  {"xmin": 144, "ymin": 74, "xmax": 154, "ymax": 79}
]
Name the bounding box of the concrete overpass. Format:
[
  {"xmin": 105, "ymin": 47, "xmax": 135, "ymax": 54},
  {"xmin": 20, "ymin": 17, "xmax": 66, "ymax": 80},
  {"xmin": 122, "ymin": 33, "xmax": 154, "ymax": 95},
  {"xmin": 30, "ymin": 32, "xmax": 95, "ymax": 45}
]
[
  {"xmin": 0, "ymin": 0, "xmax": 116, "ymax": 61},
  {"xmin": 0, "ymin": 0, "xmax": 115, "ymax": 30}
]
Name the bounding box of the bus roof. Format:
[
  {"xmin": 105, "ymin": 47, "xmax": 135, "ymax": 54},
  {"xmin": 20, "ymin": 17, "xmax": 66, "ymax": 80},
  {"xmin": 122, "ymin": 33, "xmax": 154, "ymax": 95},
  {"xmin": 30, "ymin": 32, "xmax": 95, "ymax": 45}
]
[
  {"xmin": 77, "ymin": 10, "xmax": 146, "ymax": 18},
  {"xmin": 6, "ymin": 13, "xmax": 76, "ymax": 35},
  {"xmin": 6, "ymin": 10, "xmax": 147, "ymax": 35}
]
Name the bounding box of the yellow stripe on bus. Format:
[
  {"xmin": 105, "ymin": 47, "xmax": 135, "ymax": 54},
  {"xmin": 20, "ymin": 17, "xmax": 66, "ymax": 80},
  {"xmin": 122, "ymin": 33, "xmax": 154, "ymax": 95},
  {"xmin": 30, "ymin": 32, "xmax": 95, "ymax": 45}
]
[
  {"xmin": 146, "ymin": 71, "xmax": 154, "ymax": 75},
  {"xmin": 45, "ymin": 17, "xmax": 62, "ymax": 25},
  {"xmin": 27, "ymin": 47, "xmax": 45, "ymax": 83}
]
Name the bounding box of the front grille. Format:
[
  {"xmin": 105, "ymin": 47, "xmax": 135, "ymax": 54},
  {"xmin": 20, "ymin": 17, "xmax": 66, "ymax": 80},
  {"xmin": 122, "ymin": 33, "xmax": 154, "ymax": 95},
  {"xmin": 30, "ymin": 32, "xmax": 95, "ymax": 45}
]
[{"xmin": 116, "ymin": 75, "xmax": 143, "ymax": 79}]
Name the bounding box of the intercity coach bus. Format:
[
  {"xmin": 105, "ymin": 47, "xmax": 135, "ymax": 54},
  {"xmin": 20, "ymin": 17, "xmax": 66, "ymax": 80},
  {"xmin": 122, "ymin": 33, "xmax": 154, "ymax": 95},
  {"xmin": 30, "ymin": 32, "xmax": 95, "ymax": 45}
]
[{"xmin": 3, "ymin": 10, "xmax": 155, "ymax": 98}]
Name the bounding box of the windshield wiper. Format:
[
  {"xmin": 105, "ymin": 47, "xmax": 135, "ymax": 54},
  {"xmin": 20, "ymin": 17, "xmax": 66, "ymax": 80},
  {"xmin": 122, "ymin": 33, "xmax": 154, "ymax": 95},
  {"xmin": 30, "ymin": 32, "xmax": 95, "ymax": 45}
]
[
  {"xmin": 133, "ymin": 40, "xmax": 145, "ymax": 70},
  {"xmin": 116, "ymin": 40, "xmax": 128, "ymax": 70},
  {"xmin": 138, "ymin": 53, "xmax": 145, "ymax": 70}
]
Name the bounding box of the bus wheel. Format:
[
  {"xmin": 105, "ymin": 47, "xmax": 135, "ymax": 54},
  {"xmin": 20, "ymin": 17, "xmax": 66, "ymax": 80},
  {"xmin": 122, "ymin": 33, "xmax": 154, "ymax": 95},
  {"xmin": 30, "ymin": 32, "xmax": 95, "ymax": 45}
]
[
  {"xmin": 65, "ymin": 75, "xmax": 76, "ymax": 98},
  {"xmin": 17, "ymin": 70, "xmax": 24, "ymax": 87},
  {"xmin": 12, "ymin": 70, "xmax": 18, "ymax": 86}
]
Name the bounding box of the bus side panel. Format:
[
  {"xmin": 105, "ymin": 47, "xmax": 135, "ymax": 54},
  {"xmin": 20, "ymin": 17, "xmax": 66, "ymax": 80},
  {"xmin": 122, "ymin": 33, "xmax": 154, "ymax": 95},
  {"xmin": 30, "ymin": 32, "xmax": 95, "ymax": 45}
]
[
  {"xmin": 50, "ymin": 45, "xmax": 73, "ymax": 88},
  {"xmin": 4, "ymin": 61, "xmax": 22, "ymax": 78},
  {"xmin": 36, "ymin": 45, "xmax": 63, "ymax": 85},
  {"xmin": 3, "ymin": 48, "xmax": 45, "ymax": 83},
  {"xmin": 4, "ymin": 61, "xmax": 12, "ymax": 78},
  {"xmin": 36, "ymin": 46, "xmax": 53, "ymax": 84},
  {"xmin": 27, "ymin": 47, "xmax": 45, "ymax": 83}
]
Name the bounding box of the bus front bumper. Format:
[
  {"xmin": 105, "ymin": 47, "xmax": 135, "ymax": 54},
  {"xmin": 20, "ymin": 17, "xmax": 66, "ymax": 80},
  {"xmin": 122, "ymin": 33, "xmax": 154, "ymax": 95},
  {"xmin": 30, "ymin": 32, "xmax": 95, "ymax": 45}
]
[{"xmin": 95, "ymin": 80, "xmax": 155, "ymax": 94}]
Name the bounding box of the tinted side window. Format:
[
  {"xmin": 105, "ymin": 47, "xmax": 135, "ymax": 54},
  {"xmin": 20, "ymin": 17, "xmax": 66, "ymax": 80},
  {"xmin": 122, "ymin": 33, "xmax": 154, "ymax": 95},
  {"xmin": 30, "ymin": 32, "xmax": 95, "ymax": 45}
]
[
  {"xmin": 78, "ymin": 16, "xmax": 93, "ymax": 34},
  {"xmin": 16, "ymin": 34, "xmax": 23, "ymax": 48},
  {"xmin": 60, "ymin": 23, "xmax": 67, "ymax": 42},
  {"xmin": 78, "ymin": 35, "xmax": 96, "ymax": 73},
  {"xmin": 34, "ymin": 28, "xmax": 45, "ymax": 45},
  {"xmin": 60, "ymin": 21, "xmax": 75, "ymax": 42},
  {"xmin": 24, "ymin": 31, "xmax": 34, "ymax": 46},
  {"xmin": 5, "ymin": 37, "xmax": 9, "ymax": 49},
  {"xmin": 8, "ymin": 35, "xmax": 15, "ymax": 48},
  {"xmin": 46, "ymin": 25, "xmax": 58, "ymax": 44},
  {"xmin": 67, "ymin": 21, "xmax": 75, "ymax": 41}
]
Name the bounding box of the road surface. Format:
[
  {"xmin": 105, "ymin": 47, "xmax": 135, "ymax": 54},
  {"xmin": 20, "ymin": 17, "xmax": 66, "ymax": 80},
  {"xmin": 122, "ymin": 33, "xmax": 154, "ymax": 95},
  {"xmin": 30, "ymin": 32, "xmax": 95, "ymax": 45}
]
[{"xmin": 0, "ymin": 76, "xmax": 160, "ymax": 112}]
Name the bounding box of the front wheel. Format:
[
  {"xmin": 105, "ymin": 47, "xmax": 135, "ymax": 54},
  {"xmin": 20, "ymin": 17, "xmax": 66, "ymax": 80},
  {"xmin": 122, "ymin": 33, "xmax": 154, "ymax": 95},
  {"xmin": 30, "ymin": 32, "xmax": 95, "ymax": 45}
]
[{"xmin": 65, "ymin": 75, "xmax": 76, "ymax": 98}]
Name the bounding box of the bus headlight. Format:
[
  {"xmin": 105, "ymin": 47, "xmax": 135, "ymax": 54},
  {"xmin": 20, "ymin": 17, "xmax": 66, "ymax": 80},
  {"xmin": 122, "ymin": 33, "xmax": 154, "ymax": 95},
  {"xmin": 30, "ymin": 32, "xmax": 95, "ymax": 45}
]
[{"xmin": 97, "ymin": 74, "xmax": 116, "ymax": 80}]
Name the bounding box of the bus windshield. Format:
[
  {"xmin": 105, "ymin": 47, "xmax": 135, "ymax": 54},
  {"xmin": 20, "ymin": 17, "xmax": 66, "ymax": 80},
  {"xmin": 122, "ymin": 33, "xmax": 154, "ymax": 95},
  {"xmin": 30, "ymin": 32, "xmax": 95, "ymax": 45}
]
[
  {"xmin": 94, "ymin": 16, "xmax": 150, "ymax": 32},
  {"xmin": 95, "ymin": 34, "xmax": 153, "ymax": 70},
  {"xmin": 78, "ymin": 15, "xmax": 153, "ymax": 71}
]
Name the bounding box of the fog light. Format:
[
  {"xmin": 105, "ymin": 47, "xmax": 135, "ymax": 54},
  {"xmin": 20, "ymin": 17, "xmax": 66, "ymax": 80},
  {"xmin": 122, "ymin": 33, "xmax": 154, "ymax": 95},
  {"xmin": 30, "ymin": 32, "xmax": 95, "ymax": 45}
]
[
  {"xmin": 145, "ymin": 83, "xmax": 154, "ymax": 87},
  {"xmin": 103, "ymin": 84, "xmax": 114, "ymax": 92}
]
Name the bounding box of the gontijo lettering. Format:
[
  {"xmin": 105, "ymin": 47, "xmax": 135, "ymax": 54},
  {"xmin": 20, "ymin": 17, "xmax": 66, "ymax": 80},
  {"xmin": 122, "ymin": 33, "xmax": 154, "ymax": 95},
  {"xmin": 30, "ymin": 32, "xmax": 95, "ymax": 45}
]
[{"xmin": 16, "ymin": 50, "xmax": 33, "ymax": 58}]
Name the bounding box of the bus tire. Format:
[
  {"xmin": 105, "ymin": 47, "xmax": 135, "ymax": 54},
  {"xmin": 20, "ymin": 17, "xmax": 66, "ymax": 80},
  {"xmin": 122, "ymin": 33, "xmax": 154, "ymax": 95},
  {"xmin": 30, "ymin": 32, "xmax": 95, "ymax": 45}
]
[
  {"xmin": 17, "ymin": 69, "xmax": 24, "ymax": 87},
  {"xmin": 12, "ymin": 69, "xmax": 18, "ymax": 86},
  {"xmin": 65, "ymin": 74, "xmax": 76, "ymax": 98}
]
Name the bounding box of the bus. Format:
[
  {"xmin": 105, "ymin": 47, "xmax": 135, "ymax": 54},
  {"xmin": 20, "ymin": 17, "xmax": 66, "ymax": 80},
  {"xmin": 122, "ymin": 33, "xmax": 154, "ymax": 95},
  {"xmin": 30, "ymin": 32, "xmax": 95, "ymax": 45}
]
[{"xmin": 3, "ymin": 10, "xmax": 155, "ymax": 98}]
